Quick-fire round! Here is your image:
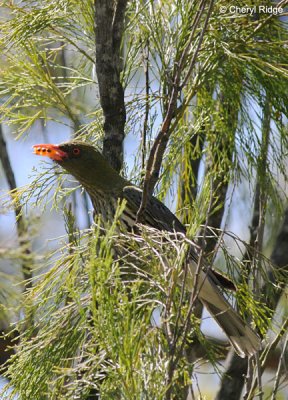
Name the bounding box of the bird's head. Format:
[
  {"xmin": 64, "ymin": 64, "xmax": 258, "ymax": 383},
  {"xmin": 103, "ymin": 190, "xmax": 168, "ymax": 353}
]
[{"xmin": 33, "ymin": 141, "xmax": 127, "ymax": 192}]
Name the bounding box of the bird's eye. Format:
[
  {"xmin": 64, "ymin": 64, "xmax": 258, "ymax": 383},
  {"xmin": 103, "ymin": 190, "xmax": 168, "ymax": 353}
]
[{"xmin": 73, "ymin": 148, "xmax": 81, "ymax": 156}]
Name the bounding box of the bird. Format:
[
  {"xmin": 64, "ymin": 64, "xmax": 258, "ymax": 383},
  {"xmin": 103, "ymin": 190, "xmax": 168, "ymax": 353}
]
[{"xmin": 33, "ymin": 141, "xmax": 261, "ymax": 358}]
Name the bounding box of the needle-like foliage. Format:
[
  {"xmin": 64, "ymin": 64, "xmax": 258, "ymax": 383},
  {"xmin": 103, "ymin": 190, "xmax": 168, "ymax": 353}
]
[{"xmin": 1, "ymin": 1, "xmax": 288, "ymax": 399}]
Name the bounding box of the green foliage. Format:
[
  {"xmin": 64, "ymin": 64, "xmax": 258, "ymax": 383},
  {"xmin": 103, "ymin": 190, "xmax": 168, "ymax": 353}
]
[
  {"xmin": 0, "ymin": 0, "xmax": 96, "ymax": 136},
  {"xmin": 2, "ymin": 211, "xmax": 224, "ymax": 399},
  {"xmin": 2, "ymin": 195, "xmax": 276, "ymax": 398},
  {"xmin": 1, "ymin": 0, "xmax": 288, "ymax": 398}
]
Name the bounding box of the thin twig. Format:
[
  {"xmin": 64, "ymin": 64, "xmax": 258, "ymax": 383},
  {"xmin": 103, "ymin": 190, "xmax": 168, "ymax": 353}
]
[
  {"xmin": 247, "ymin": 94, "xmax": 271, "ymax": 399},
  {"xmin": 164, "ymin": 177, "xmax": 215, "ymax": 399},
  {"xmin": 243, "ymin": 360, "xmax": 253, "ymax": 400},
  {"xmin": 271, "ymin": 333, "xmax": 288, "ymax": 400},
  {"xmin": 136, "ymin": 0, "xmax": 215, "ymax": 223},
  {"xmin": 141, "ymin": 39, "xmax": 150, "ymax": 180},
  {"xmin": 180, "ymin": 0, "xmax": 215, "ymax": 89},
  {"xmin": 245, "ymin": 0, "xmax": 288, "ymax": 43},
  {"xmin": 245, "ymin": 317, "xmax": 288, "ymax": 399}
]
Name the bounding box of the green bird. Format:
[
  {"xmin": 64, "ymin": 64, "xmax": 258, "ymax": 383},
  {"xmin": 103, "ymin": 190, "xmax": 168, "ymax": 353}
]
[{"xmin": 33, "ymin": 141, "xmax": 261, "ymax": 358}]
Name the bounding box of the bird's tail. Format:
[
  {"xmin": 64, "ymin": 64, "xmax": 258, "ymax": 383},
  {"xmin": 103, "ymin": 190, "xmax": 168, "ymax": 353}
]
[{"xmin": 198, "ymin": 274, "xmax": 261, "ymax": 358}]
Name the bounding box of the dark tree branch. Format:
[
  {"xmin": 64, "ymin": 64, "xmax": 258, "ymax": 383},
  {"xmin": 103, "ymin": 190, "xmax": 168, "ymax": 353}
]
[
  {"xmin": 94, "ymin": 0, "xmax": 127, "ymax": 172},
  {"xmin": 136, "ymin": 0, "xmax": 215, "ymax": 222},
  {"xmin": 0, "ymin": 125, "xmax": 33, "ymax": 365},
  {"xmin": 141, "ymin": 39, "xmax": 150, "ymax": 181},
  {"xmin": 0, "ymin": 126, "xmax": 32, "ymax": 288}
]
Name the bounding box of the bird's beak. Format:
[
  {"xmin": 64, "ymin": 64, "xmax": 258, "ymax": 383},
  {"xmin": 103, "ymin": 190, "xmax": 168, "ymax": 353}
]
[{"xmin": 33, "ymin": 144, "xmax": 68, "ymax": 161}]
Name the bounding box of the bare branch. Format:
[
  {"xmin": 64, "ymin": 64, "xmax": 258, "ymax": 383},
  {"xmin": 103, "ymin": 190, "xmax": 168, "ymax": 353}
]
[{"xmin": 136, "ymin": 0, "xmax": 215, "ymax": 222}]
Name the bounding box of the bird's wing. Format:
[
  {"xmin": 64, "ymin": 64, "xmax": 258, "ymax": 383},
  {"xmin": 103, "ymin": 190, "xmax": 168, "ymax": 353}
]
[
  {"xmin": 122, "ymin": 188, "xmax": 260, "ymax": 357},
  {"xmin": 122, "ymin": 185, "xmax": 236, "ymax": 290},
  {"xmin": 122, "ymin": 186, "xmax": 186, "ymax": 234},
  {"xmin": 122, "ymin": 185, "xmax": 202, "ymax": 268}
]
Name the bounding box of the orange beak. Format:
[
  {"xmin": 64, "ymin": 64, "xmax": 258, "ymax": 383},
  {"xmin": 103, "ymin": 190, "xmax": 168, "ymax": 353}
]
[{"xmin": 33, "ymin": 144, "xmax": 68, "ymax": 161}]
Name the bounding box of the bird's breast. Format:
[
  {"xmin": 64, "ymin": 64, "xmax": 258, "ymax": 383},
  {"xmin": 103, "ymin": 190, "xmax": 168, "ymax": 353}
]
[{"xmin": 89, "ymin": 189, "xmax": 136, "ymax": 230}]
